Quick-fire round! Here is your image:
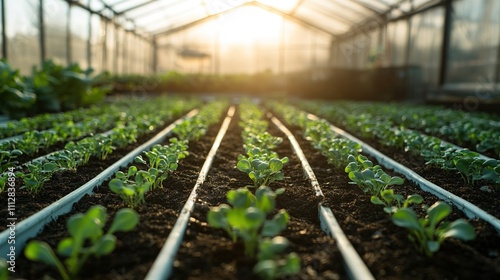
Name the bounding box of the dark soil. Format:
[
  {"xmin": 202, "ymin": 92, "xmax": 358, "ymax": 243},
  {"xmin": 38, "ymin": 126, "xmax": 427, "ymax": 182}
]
[
  {"xmin": 0, "ymin": 114, "xmax": 183, "ymax": 230},
  {"xmin": 10, "ymin": 104, "xmax": 500, "ymax": 280},
  {"xmin": 280, "ymin": 120, "xmax": 500, "ymax": 279},
  {"xmin": 303, "ymin": 110, "xmax": 500, "ymax": 219},
  {"xmin": 171, "ymin": 108, "xmax": 345, "ymax": 280},
  {"xmin": 14, "ymin": 110, "xmax": 222, "ymax": 280}
]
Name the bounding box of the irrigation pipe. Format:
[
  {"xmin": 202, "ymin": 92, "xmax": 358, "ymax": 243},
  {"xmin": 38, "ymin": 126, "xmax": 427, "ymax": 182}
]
[
  {"xmin": 306, "ymin": 114, "xmax": 500, "ymax": 233},
  {"xmin": 0, "ymin": 109, "xmax": 199, "ymax": 256},
  {"xmin": 145, "ymin": 106, "xmax": 235, "ymax": 280},
  {"xmin": 270, "ymin": 115, "xmax": 375, "ymax": 280}
]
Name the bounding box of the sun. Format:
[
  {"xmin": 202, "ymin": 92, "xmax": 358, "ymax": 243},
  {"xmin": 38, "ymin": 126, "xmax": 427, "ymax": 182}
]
[{"xmin": 217, "ymin": 6, "xmax": 283, "ymax": 44}]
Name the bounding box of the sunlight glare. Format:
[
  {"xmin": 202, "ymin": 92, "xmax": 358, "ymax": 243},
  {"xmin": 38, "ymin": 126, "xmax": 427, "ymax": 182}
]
[{"xmin": 217, "ymin": 6, "xmax": 283, "ymax": 44}]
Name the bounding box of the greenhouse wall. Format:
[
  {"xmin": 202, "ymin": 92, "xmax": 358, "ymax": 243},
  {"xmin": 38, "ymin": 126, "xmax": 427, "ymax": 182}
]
[{"xmin": 0, "ymin": 0, "xmax": 498, "ymax": 103}]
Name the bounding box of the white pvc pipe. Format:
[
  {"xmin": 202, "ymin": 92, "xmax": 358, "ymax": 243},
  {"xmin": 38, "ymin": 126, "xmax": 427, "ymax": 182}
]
[
  {"xmin": 306, "ymin": 114, "xmax": 500, "ymax": 233},
  {"xmin": 145, "ymin": 106, "xmax": 235, "ymax": 280},
  {"xmin": 270, "ymin": 115, "xmax": 375, "ymax": 280},
  {"xmin": 0, "ymin": 109, "xmax": 199, "ymax": 256}
]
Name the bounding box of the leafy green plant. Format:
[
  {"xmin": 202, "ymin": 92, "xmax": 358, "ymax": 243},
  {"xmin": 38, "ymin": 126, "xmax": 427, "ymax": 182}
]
[
  {"xmin": 208, "ymin": 186, "xmax": 289, "ymax": 257},
  {"xmin": 0, "ymin": 149, "xmax": 22, "ymax": 173},
  {"xmin": 108, "ymin": 166, "xmax": 153, "ymax": 208},
  {"xmin": 25, "ymin": 205, "xmax": 139, "ymax": 280},
  {"xmin": 173, "ymin": 117, "xmax": 207, "ymax": 141},
  {"xmin": 392, "ymin": 201, "xmax": 476, "ymax": 257},
  {"xmin": 237, "ymin": 152, "xmax": 289, "ymax": 188},
  {"xmin": 47, "ymin": 150, "xmax": 81, "ymax": 171},
  {"xmin": 253, "ymin": 236, "xmax": 300, "ymax": 280},
  {"xmin": 345, "ymin": 155, "xmax": 404, "ymax": 195},
  {"xmin": 370, "ymin": 189, "xmax": 423, "ymax": 214},
  {"xmin": 0, "ymin": 258, "xmax": 7, "ymax": 280},
  {"xmin": 19, "ymin": 162, "xmax": 58, "ymax": 194},
  {"xmin": 0, "ymin": 60, "xmax": 36, "ymax": 118}
]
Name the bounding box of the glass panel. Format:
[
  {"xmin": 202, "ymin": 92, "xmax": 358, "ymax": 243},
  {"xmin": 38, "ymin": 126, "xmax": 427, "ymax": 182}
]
[
  {"xmin": 308, "ymin": 0, "xmax": 367, "ymax": 23},
  {"xmin": 256, "ymin": 0, "xmax": 300, "ymax": 12},
  {"xmin": 106, "ymin": 21, "xmax": 115, "ymax": 72},
  {"xmin": 116, "ymin": 27, "xmax": 124, "ymax": 74},
  {"xmin": 294, "ymin": 5, "xmax": 349, "ymax": 35},
  {"xmin": 89, "ymin": 0, "xmax": 105, "ymax": 11},
  {"xmin": 408, "ymin": 6, "xmax": 444, "ymax": 86},
  {"xmin": 125, "ymin": 0, "xmax": 185, "ymax": 19},
  {"xmin": 45, "ymin": 0, "xmax": 68, "ymax": 65},
  {"xmin": 445, "ymin": 0, "xmax": 500, "ymax": 86},
  {"xmin": 69, "ymin": 6, "xmax": 89, "ymax": 68},
  {"xmin": 90, "ymin": 14, "xmax": 104, "ymax": 73},
  {"xmin": 386, "ymin": 19, "xmax": 408, "ymax": 66},
  {"xmin": 5, "ymin": 0, "xmax": 40, "ymax": 74},
  {"xmin": 113, "ymin": 0, "xmax": 151, "ymax": 13}
]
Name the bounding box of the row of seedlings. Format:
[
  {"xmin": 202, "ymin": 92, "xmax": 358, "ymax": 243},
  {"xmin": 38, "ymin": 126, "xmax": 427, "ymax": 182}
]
[
  {"xmin": 332, "ymin": 101, "xmax": 500, "ymax": 157},
  {"xmin": 0, "ymin": 101, "xmax": 129, "ymax": 138},
  {"xmin": 0, "ymin": 97, "xmax": 200, "ymax": 224},
  {"xmin": 271, "ymin": 103, "xmax": 500, "ymax": 278},
  {"xmin": 9, "ymin": 100, "xmax": 229, "ymax": 279},
  {"xmin": 297, "ymin": 101, "xmax": 500, "ymax": 205},
  {"xmin": 208, "ymin": 101, "xmax": 300, "ymax": 279}
]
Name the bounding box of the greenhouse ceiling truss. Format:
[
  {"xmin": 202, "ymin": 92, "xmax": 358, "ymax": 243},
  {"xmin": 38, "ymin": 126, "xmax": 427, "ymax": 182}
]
[{"xmin": 79, "ymin": 0, "xmax": 441, "ymax": 39}]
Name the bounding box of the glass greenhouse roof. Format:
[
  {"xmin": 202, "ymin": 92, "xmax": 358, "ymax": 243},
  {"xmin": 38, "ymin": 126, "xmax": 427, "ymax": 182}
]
[{"xmin": 99, "ymin": 0, "xmax": 435, "ymax": 37}]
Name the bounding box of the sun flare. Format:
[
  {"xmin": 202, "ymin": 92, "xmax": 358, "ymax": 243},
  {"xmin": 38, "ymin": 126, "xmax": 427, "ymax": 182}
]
[{"xmin": 217, "ymin": 6, "xmax": 283, "ymax": 44}]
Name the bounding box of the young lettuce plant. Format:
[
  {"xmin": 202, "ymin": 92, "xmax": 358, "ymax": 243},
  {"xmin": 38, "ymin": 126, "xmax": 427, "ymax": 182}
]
[
  {"xmin": 392, "ymin": 201, "xmax": 476, "ymax": 257},
  {"xmin": 345, "ymin": 155, "xmax": 404, "ymax": 195},
  {"xmin": 370, "ymin": 189, "xmax": 423, "ymax": 215},
  {"xmin": 237, "ymin": 154, "xmax": 289, "ymax": 188},
  {"xmin": 25, "ymin": 205, "xmax": 139, "ymax": 280},
  {"xmin": 253, "ymin": 236, "xmax": 300, "ymax": 280},
  {"xmin": 108, "ymin": 166, "xmax": 154, "ymax": 208},
  {"xmin": 19, "ymin": 162, "xmax": 58, "ymax": 194},
  {"xmin": 208, "ymin": 186, "xmax": 289, "ymax": 257},
  {"xmin": 0, "ymin": 149, "xmax": 22, "ymax": 173}
]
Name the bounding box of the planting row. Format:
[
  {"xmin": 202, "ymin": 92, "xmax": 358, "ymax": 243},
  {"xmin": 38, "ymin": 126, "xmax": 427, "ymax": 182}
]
[
  {"xmin": 269, "ymin": 102, "xmax": 500, "ymax": 278},
  {"xmin": 297, "ymin": 101, "xmax": 500, "ymax": 204},
  {"xmin": 271, "ymin": 103, "xmax": 476, "ymax": 256},
  {"xmin": 0, "ymin": 96, "xmax": 200, "ymax": 225},
  {"xmin": 3, "ymin": 100, "xmax": 229, "ymax": 279},
  {"xmin": 2, "ymin": 99, "xmax": 499, "ymax": 279},
  {"xmin": 329, "ymin": 101, "xmax": 500, "ymax": 157}
]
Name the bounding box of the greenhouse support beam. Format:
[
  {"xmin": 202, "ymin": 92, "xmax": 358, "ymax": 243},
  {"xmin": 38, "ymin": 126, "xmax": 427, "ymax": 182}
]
[
  {"xmin": 151, "ymin": 1, "xmax": 249, "ymax": 37},
  {"xmin": 252, "ymin": 1, "xmax": 338, "ymax": 38},
  {"xmin": 39, "ymin": 0, "xmax": 46, "ymax": 64},
  {"xmin": 438, "ymin": 0, "xmax": 452, "ymax": 86},
  {"xmin": 115, "ymin": 0, "xmax": 160, "ymax": 15},
  {"xmin": 1, "ymin": 0, "xmax": 6, "ymax": 58}
]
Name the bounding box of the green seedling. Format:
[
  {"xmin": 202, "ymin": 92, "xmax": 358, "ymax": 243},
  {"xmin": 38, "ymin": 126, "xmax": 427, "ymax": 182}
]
[
  {"xmin": 253, "ymin": 236, "xmax": 301, "ymax": 280},
  {"xmin": 237, "ymin": 155, "xmax": 289, "ymax": 188},
  {"xmin": 47, "ymin": 150, "xmax": 81, "ymax": 171},
  {"xmin": 370, "ymin": 189, "xmax": 423, "ymax": 214},
  {"xmin": 0, "ymin": 149, "xmax": 22, "ymax": 173},
  {"xmin": 208, "ymin": 186, "xmax": 289, "ymax": 257},
  {"xmin": 392, "ymin": 201, "xmax": 476, "ymax": 257},
  {"xmin": 345, "ymin": 155, "xmax": 404, "ymax": 195},
  {"xmin": 108, "ymin": 166, "xmax": 154, "ymax": 208},
  {"xmin": 19, "ymin": 162, "xmax": 58, "ymax": 194},
  {"xmin": 25, "ymin": 205, "xmax": 139, "ymax": 280}
]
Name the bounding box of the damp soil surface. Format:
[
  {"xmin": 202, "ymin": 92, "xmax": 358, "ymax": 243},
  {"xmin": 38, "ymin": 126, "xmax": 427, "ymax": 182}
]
[
  {"xmin": 11, "ymin": 106, "xmax": 500, "ymax": 280},
  {"xmin": 302, "ymin": 109, "xmax": 500, "ymax": 219},
  {"xmin": 0, "ymin": 115, "xmax": 185, "ymax": 230}
]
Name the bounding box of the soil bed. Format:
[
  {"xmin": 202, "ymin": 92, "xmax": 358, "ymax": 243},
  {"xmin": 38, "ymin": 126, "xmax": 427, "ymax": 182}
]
[
  {"xmin": 172, "ymin": 108, "xmax": 346, "ymax": 280},
  {"xmin": 284, "ymin": 122, "xmax": 500, "ymax": 279},
  {"xmin": 303, "ymin": 110, "xmax": 500, "ymax": 218},
  {"xmin": 14, "ymin": 113, "xmax": 222, "ymax": 280},
  {"xmin": 0, "ymin": 113, "xmax": 188, "ymax": 228}
]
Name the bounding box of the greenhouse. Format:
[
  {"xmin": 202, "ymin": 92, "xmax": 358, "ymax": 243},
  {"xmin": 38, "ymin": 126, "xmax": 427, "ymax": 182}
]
[{"xmin": 0, "ymin": 0, "xmax": 499, "ymax": 279}]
